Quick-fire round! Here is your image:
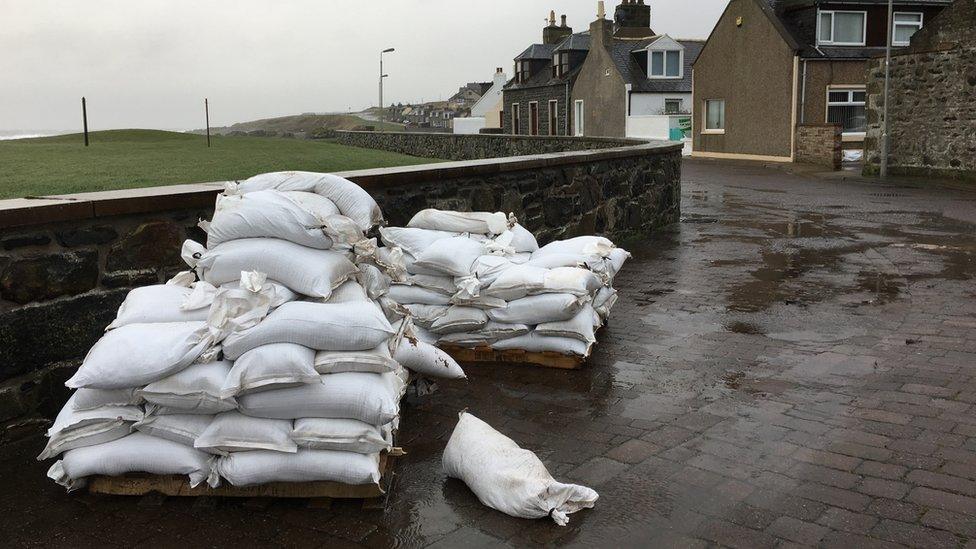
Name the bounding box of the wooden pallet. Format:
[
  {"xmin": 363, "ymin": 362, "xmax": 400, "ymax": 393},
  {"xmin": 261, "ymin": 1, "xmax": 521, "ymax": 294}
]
[
  {"xmin": 439, "ymin": 344, "xmax": 586, "ymax": 370},
  {"xmin": 87, "ymin": 452, "xmax": 396, "ymax": 503}
]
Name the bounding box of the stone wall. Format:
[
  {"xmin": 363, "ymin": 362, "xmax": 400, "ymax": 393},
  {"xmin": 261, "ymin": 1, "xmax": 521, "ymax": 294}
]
[
  {"xmin": 795, "ymin": 124, "xmax": 842, "ymax": 169},
  {"xmin": 0, "ymin": 140, "xmax": 680, "ymax": 435},
  {"xmin": 336, "ymin": 131, "xmax": 639, "ymax": 161},
  {"xmin": 863, "ymin": 47, "xmax": 976, "ymax": 179}
]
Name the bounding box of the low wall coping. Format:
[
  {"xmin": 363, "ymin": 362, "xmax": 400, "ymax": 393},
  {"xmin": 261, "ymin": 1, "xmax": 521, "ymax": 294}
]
[{"xmin": 0, "ymin": 140, "xmax": 680, "ymax": 230}]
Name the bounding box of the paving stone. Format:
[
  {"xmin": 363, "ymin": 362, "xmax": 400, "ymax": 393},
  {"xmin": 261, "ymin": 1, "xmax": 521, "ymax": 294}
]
[
  {"xmin": 765, "ymin": 516, "xmax": 830, "ymax": 545},
  {"xmin": 856, "ymin": 460, "xmax": 908, "ymax": 480},
  {"xmin": 566, "ymin": 457, "xmax": 629, "ymax": 487},
  {"xmin": 816, "ymin": 507, "xmax": 879, "ymax": 534},
  {"xmin": 603, "ymin": 439, "xmax": 661, "ymax": 464},
  {"xmin": 869, "ymin": 519, "xmax": 961, "ymax": 549},
  {"xmin": 694, "ymin": 519, "xmax": 777, "ymax": 549}
]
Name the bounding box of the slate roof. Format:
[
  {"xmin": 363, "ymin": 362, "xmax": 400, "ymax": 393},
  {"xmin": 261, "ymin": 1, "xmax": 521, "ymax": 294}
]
[
  {"xmin": 514, "ymin": 43, "xmax": 557, "ymax": 61},
  {"xmin": 610, "ymin": 38, "xmax": 705, "ymax": 93},
  {"xmin": 554, "ymin": 33, "xmax": 591, "ymax": 52}
]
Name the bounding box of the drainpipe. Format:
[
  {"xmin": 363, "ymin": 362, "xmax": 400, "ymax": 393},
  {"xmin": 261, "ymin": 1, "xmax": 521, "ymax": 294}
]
[
  {"xmin": 799, "ymin": 59, "xmax": 808, "ymax": 124},
  {"xmin": 566, "ymin": 80, "xmax": 570, "ymax": 136}
]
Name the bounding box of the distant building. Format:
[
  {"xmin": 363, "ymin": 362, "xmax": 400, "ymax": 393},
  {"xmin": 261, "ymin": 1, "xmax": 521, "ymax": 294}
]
[
  {"xmin": 454, "ymin": 68, "xmax": 509, "ymax": 134},
  {"xmin": 692, "ymin": 0, "xmax": 952, "ymax": 162}
]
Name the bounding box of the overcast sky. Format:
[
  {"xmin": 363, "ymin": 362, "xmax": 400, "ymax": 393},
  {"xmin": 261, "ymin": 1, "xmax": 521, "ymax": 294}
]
[{"xmin": 0, "ymin": 0, "xmax": 727, "ymax": 131}]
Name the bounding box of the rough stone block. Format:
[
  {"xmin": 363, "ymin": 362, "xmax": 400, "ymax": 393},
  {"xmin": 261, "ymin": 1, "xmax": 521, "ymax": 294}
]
[
  {"xmin": 55, "ymin": 225, "xmax": 118, "ymax": 247},
  {"xmin": 105, "ymin": 220, "xmax": 183, "ymax": 273},
  {"xmin": 1, "ymin": 233, "xmax": 51, "ymax": 250},
  {"xmin": 0, "ymin": 250, "xmax": 98, "ymax": 304}
]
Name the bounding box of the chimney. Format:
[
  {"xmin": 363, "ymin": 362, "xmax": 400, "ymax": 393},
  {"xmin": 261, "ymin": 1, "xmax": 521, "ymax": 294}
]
[
  {"xmin": 592, "ymin": 1, "xmax": 613, "ymax": 46},
  {"xmin": 561, "ymin": 14, "xmax": 567, "ymax": 27},
  {"xmin": 614, "ymin": 0, "xmax": 653, "ymax": 38},
  {"xmin": 543, "ymin": 10, "xmax": 573, "ymax": 44},
  {"xmin": 493, "ymin": 67, "xmax": 508, "ymax": 86}
]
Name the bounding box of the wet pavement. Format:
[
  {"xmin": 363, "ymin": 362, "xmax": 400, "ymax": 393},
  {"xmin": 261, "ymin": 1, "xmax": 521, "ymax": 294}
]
[{"xmin": 3, "ymin": 158, "xmax": 976, "ymax": 548}]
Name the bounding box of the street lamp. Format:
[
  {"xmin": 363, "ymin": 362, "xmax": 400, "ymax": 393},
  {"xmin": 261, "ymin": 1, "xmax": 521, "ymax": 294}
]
[{"xmin": 380, "ymin": 48, "xmax": 395, "ymax": 129}]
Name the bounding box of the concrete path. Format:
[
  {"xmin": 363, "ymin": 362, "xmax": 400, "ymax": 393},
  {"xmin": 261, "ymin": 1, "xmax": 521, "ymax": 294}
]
[{"xmin": 2, "ymin": 158, "xmax": 975, "ymax": 548}]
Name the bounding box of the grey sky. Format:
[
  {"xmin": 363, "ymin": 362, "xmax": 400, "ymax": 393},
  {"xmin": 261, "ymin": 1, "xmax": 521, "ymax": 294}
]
[{"xmin": 0, "ymin": 0, "xmax": 727, "ymax": 131}]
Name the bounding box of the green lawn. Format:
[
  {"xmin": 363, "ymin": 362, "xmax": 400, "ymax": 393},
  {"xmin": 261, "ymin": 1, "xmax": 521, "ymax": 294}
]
[{"xmin": 0, "ymin": 129, "xmax": 437, "ymax": 199}]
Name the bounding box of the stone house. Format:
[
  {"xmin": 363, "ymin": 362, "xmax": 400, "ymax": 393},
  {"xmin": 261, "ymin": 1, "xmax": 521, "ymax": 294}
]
[
  {"xmin": 572, "ymin": 0, "xmax": 703, "ymax": 139},
  {"xmin": 863, "ymin": 0, "xmax": 976, "ymax": 178},
  {"xmin": 692, "ymin": 0, "xmax": 952, "ymax": 162}
]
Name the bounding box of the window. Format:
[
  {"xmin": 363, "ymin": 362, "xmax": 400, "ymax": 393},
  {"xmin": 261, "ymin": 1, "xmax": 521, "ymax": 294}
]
[
  {"xmin": 826, "ymin": 88, "xmax": 866, "ymax": 133},
  {"xmin": 893, "ymin": 12, "xmax": 923, "ymax": 46},
  {"xmin": 704, "ymin": 99, "xmax": 725, "ymax": 133},
  {"xmin": 574, "ymin": 100, "xmax": 584, "ymax": 136},
  {"xmin": 664, "ymin": 99, "xmax": 682, "ymax": 115},
  {"xmin": 649, "ymin": 50, "xmax": 681, "ymax": 78},
  {"xmin": 512, "ymin": 103, "xmax": 521, "ymax": 134},
  {"xmin": 548, "ymin": 100, "xmax": 558, "ymax": 136},
  {"xmin": 515, "ymin": 61, "xmax": 531, "ymax": 84},
  {"xmin": 552, "ymin": 52, "xmax": 570, "ymax": 78},
  {"xmin": 818, "ymin": 11, "xmax": 867, "ymax": 46},
  {"xmin": 529, "ymin": 101, "xmax": 539, "ymax": 135}
]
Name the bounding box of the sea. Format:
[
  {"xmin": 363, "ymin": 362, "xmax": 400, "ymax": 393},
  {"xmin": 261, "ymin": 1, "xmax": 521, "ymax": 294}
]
[{"xmin": 0, "ymin": 130, "xmax": 71, "ymax": 141}]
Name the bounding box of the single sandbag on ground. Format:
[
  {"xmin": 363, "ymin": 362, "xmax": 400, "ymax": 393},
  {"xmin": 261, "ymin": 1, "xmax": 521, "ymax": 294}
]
[
  {"xmin": 394, "ymin": 335, "xmax": 466, "ymax": 379},
  {"xmin": 442, "ymin": 412, "xmax": 598, "ymax": 525},
  {"xmin": 48, "ymin": 432, "xmax": 217, "ymax": 491}
]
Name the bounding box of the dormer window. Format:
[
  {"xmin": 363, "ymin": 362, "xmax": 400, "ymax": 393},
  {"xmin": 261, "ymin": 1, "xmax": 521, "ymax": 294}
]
[
  {"xmin": 552, "ymin": 52, "xmax": 570, "ymax": 78},
  {"xmin": 650, "ymin": 50, "xmax": 681, "ymax": 78},
  {"xmin": 818, "ymin": 10, "xmax": 867, "ymax": 46},
  {"xmin": 515, "ymin": 60, "xmax": 532, "ymax": 84}
]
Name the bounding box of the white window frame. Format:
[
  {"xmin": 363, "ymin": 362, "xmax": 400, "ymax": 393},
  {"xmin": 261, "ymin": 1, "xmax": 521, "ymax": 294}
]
[
  {"xmin": 512, "ymin": 103, "xmax": 521, "ymax": 135},
  {"xmin": 817, "ymin": 10, "xmax": 868, "ymax": 46},
  {"xmin": 574, "ymin": 99, "xmax": 584, "ymax": 136},
  {"xmin": 664, "ymin": 98, "xmax": 683, "ymax": 115},
  {"xmin": 703, "ymin": 99, "xmax": 725, "ymax": 134},
  {"xmin": 825, "ymin": 86, "xmax": 866, "ymax": 136},
  {"xmin": 648, "ymin": 50, "xmax": 683, "ymax": 79},
  {"xmin": 892, "ymin": 12, "xmax": 923, "ymax": 46}
]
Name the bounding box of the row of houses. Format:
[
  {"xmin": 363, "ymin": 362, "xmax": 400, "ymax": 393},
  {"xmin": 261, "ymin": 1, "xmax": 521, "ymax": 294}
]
[{"xmin": 457, "ymin": 0, "xmax": 957, "ymax": 164}]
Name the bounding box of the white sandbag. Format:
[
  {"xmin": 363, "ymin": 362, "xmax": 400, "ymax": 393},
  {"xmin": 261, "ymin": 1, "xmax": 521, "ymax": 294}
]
[
  {"xmin": 387, "ymin": 284, "xmax": 453, "ymax": 305},
  {"xmin": 429, "ymin": 306, "xmax": 488, "ymax": 335},
  {"xmin": 133, "ymin": 413, "xmax": 214, "ymax": 448},
  {"xmin": 38, "ymin": 392, "xmax": 143, "ymax": 460},
  {"xmin": 217, "ymin": 449, "xmax": 381, "ymax": 487},
  {"xmin": 194, "ymin": 411, "xmax": 296, "ymax": 454},
  {"xmin": 48, "ymin": 432, "xmax": 216, "ymax": 491},
  {"xmin": 379, "ymin": 227, "xmax": 458, "ymax": 257},
  {"xmin": 400, "ymin": 250, "xmax": 449, "ymax": 276},
  {"xmin": 281, "ymin": 190, "xmax": 340, "ymax": 218},
  {"xmin": 314, "ymin": 343, "xmax": 399, "ymax": 374},
  {"xmin": 394, "ymin": 336, "xmax": 466, "ymax": 379},
  {"xmin": 508, "ymin": 223, "xmax": 539, "ymax": 252},
  {"xmin": 107, "ymin": 285, "xmax": 209, "ymax": 329},
  {"xmin": 187, "ymin": 238, "xmax": 358, "ymax": 299},
  {"xmin": 605, "ymin": 247, "xmax": 631, "ymax": 280},
  {"xmin": 492, "ymin": 331, "xmax": 592, "ymax": 356},
  {"xmin": 483, "ymin": 265, "xmax": 547, "ymax": 300},
  {"xmin": 543, "ymin": 267, "xmax": 604, "ymax": 297},
  {"xmin": 66, "ymin": 322, "xmax": 212, "ymax": 390},
  {"xmin": 220, "ymin": 279, "xmax": 297, "ymax": 308},
  {"xmin": 205, "ymin": 271, "xmax": 277, "ymax": 342},
  {"xmin": 593, "ymin": 287, "xmax": 618, "ymax": 320},
  {"xmin": 291, "ymin": 418, "xmax": 391, "ymax": 454},
  {"xmin": 535, "ymin": 236, "xmax": 615, "ymax": 258},
  {"xmin": 470, "ymin": 255, "xmax": 517, "ymax": 286},
  {"xmin": 207, "ymin": 189, "xmax": 336, "ymax": 249},
  {"xmin": 221, "ymin": 343, "xmax": 319, "ymax": 398},
  {"xmin": 443, "ymin": 412, "xmax": 597, "ymax": 525},
  {"xmin": 236, "ymin": 171, "xmax": 382, "ymax": 230},
  {"xmin": 407, "ymin": 209, "xmax": 508, "ymax": 235},
  {"xmin": 412, "ymin": 236, "xmax": 485, "ymax": 277},
  {"xmin": 402, "ymin": 304, "xmax": 449, "ymax": 329},
  {"xmin": 374, "ymin": 246, "xmax": 408, "ymax": 280},
  {"xmin": 404, "ymin": 273, "xmax": 457, "ymax": 295},
  {"xmin": 222, "ymin": 301, "xmax": 394, "ymax": 360},
  {"xmin": 139, "ymin": 361, "xmax": 237, "ymax": 414},
  {"xmin": 237, "ymin": 372, "xmax": 405, "ymax": 425},
  {"xmin": 487, "ymin": 294, "xmax": 589, "ymax": 325},
  {"xmin": 356, "ymin": 263, "xmax": 390, "ymax": 299},
  {"xmin": 326, "ymin": 279, "xmax": 371, "ymax": 304},
  {"xmin": 535, "ymin": 305, "xmax": 599, "ymax": 343},
  {"xmin": 71, "ymin": 388, "xmax": 142, "ymax": 411},
  {"xmin": 437, "ymin": 322, "xmax": 530, "ymax": 347},
  {"xmin": 525, "ymin": 253, "xmax": 586, "ymax": 270}
]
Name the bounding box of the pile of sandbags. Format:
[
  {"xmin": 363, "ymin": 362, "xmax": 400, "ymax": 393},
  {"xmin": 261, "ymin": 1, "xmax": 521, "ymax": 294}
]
[
  {"xmin": 376, "ymin": 209, "xmax": 629, "ymax": 358},
  {"xmin": 42, "ymin": 171, "xmax": 462, "ymax": 491}
]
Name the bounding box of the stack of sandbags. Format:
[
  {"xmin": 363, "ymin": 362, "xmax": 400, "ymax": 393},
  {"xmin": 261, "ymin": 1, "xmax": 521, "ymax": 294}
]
[
  {"xmin": 376, "ymin": 209, "xmax": 630, "ymax": 359},
  {"xmin": 43, "ymin": 171, "xmax": 462, "ymax": 491}
]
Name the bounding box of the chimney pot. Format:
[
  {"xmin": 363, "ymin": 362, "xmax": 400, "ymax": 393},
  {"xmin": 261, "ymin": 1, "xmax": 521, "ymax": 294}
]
[
  {"xmin": 549, "ymin": 10, "xmax": 556, "ymax": 26},
  {"xmin": 561, "ymin": 14, "xmax": 567, "ymax": 27}
]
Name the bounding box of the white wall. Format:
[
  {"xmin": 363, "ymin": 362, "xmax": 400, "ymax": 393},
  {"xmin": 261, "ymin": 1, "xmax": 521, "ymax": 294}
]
[
  {"xmin": 626, "ymin": 116, "xmax": 672, "ymax": 140},
  {"xmin": 629, "ymin": 92, "xmax": 693, "ymax": 116},
  {"xmin": 453, "ymin": 117, "xmax": 486, "ymax": 134}
]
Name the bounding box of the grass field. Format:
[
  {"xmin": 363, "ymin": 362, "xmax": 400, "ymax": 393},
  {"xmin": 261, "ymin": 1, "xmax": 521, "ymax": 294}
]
[{"xmin": 0, "ymin": 129, "xmax": 436, "ymax": 199}]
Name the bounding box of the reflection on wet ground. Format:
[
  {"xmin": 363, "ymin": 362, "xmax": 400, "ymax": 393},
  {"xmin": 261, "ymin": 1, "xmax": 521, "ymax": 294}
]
[{"xmin": 2, "ymin": 159, "xmax": 976, "ymax": 548}]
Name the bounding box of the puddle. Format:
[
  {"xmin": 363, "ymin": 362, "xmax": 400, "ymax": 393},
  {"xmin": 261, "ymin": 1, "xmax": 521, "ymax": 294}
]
[
  {"xmin": 724, "ymin": 321, "xmax": 766, "ymax": 335},
  {"xmin": 634, "ymin": 287, "xmax": 675, "ymax": 307},
  {"xmin": 855, "ymin": 271, "xmax": 904, "ymax": 304}
]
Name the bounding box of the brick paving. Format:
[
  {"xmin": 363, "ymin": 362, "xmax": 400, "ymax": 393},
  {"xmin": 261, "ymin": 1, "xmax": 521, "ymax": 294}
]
[{"xmin": 1, "ymin": 158, "xmax": 975, "ymax": 547}]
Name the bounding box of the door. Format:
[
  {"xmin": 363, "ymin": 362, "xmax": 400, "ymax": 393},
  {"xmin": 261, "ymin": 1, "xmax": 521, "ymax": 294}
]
[
  {"xmin": 529, "ymin": 102, "xmax": 539, "ymax": 136},
  {"xmin": 574, "ymin": 100, "xmax": 584, "ymax": 136},
  {"xmin": 548, "ymin": 100, "xmax": 558, "ymax": 136}
]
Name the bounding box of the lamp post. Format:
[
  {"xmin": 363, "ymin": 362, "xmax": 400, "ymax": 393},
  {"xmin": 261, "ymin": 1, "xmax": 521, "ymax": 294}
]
[
  {"xmin": 880, "ymin": 0, "xmax": 893, "ymax": 178},
  {"xmin": 379, "ymin": 48, "xmax": 395, "ymax": 129}
]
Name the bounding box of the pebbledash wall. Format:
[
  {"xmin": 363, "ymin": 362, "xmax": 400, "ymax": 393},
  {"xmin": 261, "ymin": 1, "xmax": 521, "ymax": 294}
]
[{"xmin": 0, "ymin": 135, "xmax": 681, "ymax": 435}]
